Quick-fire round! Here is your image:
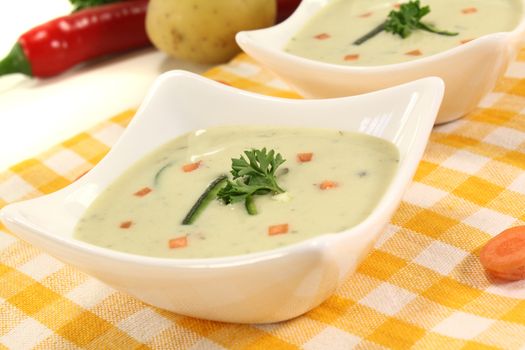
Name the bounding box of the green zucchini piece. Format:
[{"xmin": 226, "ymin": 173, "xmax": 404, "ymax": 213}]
[
  {"xmin": 182, "ymin": 175, "xmax": 228, "ymax": 225},
  {"xmin": 154, "ymin": 162, "xmax": 175, "ymax": 186},
  {"xmin": 245, "ymin": 195, "xmax": 257, "ymax": 215}
]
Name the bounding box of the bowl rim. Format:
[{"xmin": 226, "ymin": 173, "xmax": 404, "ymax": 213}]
[
  {"xmin": 0, "ymin": 71, "xmax": 444, "ymax": 269},
  {"xmin": 236, "ymin": 0, "xmax": 525, "ymax": 72}
]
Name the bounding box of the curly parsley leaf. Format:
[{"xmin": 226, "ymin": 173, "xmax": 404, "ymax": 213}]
[
  {"xmin": 217, "ymin": 148, "xmax": 286, "ymax": 214},
  {"xmin": 384, "ymin": 0, "xmax": 458, "ymax": 38},
  {"xmin": 353, "ymin": 0, "xmax": 458, "ymax": 45}
]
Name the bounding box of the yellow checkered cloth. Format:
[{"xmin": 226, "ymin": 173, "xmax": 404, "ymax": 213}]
[{"xmin": 1, "ymin": 52, "xmax": 525, "ymax": 349}]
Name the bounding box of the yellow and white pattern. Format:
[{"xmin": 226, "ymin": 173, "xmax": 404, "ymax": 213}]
[{"xmin": 0, "ymin": 53, "xmax": 525, "ymax": 349}]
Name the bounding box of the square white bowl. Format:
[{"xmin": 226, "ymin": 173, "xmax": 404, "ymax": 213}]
[
  {"xmin": 0, "ymin": 71, "xmax": 443, "ymax": 323},
  {"xmin": 236, "ymin": 0, "xmax": 525, "ymax": 124}
]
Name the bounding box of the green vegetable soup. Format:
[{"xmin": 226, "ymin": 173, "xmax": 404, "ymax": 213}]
[
  {"xmin": 74, "ymin": 127, "xmax": 399, "ymax": 259},
  {"xmin": 285, "ymin": 0, "xmax": 521, "ymax": 66}
]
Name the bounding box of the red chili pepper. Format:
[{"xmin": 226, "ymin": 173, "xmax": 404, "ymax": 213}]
[{"xmin": 0, "ymin": 0, "xmax": 150, "ymax": 78}]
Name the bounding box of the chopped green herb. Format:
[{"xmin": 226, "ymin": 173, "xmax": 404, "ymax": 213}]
[
  {"xmin": 217, "ymin": 148, "xmax": 286, "ymax": 214},
  {"xmin": 353, "ymin": 0, "xmax": 458, "ymax": 45}
]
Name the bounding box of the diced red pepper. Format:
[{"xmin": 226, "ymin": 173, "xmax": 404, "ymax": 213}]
[
  {"xmin": 120, "ymin": 221, "xmax": 133, "ymax": 229},
  {"xmin": 460, "ymin": 38, "xmax": 474, "ymax": 44},
  {"xmin": 314, "ymin": 33, "xmax": 331, "ymax": 40},
  {"xmin": 134, "ymin": 187, "xmax": 152, "ymax": 197},
  {"xmin": 359, "ymin": 12, "xmax": 373, "ymax": 18},
  {"xmin": 344, "ymin": 54, "xmax": 360, "ymax": 61},
  {"xmin": 169, "ymin": 236, "xmax": 188, "ymax": 249},
  {"xmin": 182, "ymin": 161, "xmax": 201, "ymax": 173},
  {"xmin": 297, "ymin": 152, "xmax": 313, "ymax": 163},
  {"xmin": 268, "ymin": 224, "xmax": 289, "ymax": 236},
  {"xmin": 405, "ymin": 49, "xmax": 422, "ymax": 56},
  {"xmin": 462, "ymin": 7, "xmax": 477, "ymax": 14},
  {"xmin": 319, "ymin": 180, "xmax": 338, "ymax": 190}
]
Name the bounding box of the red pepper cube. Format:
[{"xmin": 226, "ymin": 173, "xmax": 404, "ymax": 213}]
[
  {"xmin": 297, "ymin": 152, "xmax": 313, "ymax": 163},
  {"xmin": 460, "ymin": 38, "xmax": 474, "ymax": 44},
  {"xmin": 314, "ymin": 33, "xmax": 331, "ymax": 40},
  {"xmin": 405, "ymin": 49, "xmax": 422, "ymax": 56},
  {"xmin": 182, "ymin": 161, "xmax": 201, "ymax": 173},
  {"xmin": 134, "ymin": 187, "xmax": 152, "ymax": 197},
  {"xmin": 169, "ymin": 236, "xmax": 188, "ymax": 249},
  {"xmin": 268, "ymin": 224, "xmax": 289, "ymax": 236},
  {"xmin": 319, "ymin": 180, "xmax": 338, "ymax": 190},
  {"xmin": 120, "ymin": 221, "xmax": 133, "ymax": 229},
  {"xmin": 344, "ymin": 54, "xmax": 360, "ymax": 61},
  {"xmin": 462, "ymin": 7, "xmax": 477, "ymax": 14}
]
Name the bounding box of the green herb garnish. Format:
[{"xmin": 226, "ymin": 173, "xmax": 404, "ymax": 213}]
[
  {"xmin": 353, "ymin": 0, "xmax": 458, "ymax": 45},
  {"xmin": 217, "ymin": 148, "xmax": 286, "ymax": 215}
]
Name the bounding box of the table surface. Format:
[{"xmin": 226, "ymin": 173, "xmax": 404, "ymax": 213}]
[{"xmin": 0, "ymin": 0, "xmax": 211, "ymax": 171}]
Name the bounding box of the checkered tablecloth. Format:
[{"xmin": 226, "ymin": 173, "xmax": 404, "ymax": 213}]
[{"xmin": 0, "ymin": 52, "xmax": 524, "ymax": 349}]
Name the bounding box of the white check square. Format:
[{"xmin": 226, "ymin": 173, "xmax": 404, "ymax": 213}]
[
  {"xmin": 43, "ymin": 149, "xmax": 87, "ymax": 177},
  {"xmin": 0, "ymin": 318, "xmax": 53, "ymax": 350},
  {"xmin": 403, "ymin": 182, "xmax": 448, "ymax": 208},
  {"xmin": 304, "ymin": 326, "xmax": 361, "ymax": 350},
  {"xmin": 91, "ymin": 123, "xmax": 125, "ymax": 147},
  {"xmin": 478, "ymin": 92, "xmax": 504, "ymax": 108},
  {"xmin": 483, "ymin": 127, "xmax": 525, "ymax": 150},
  {"xmin": 432, "ymin": 312, "xmax": 494, "ymax": 339},
  {"xmin": 0, "ymin": 174, "xmax": 36, "ymax": 202},
  {"xmin": 413, "ymin": 241, "xmax": 468, "ymax": 275},
  {"xmin": 360, "ymin": 283, "xmax": 417, "ymax": 316},
  {"xmin": 66, "ymin": 278, "xmax": 114, "ymax": 309},
  {"xmin": 463, "ymin": 208, "xmax": 517, "ymax": 236},
  {"xmin": 18, "ymin": 254, "xmax": 63, "ymax": 281},
  {"xmin": 118, "ymin": 308, "xmax": 172, "ymax": 343},
  {"xmin": 441, "ymin": 150, "xmax": 490, "ymax": 175},
  {"xmin": 509, "ymin": 172, "xmax": 525, "ymax": 195}
]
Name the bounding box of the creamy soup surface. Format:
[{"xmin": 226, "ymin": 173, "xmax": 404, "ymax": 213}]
[
  {"xmin": 285, "ymin": 0, "xmax": 522, "ymax": 66},
  {"xmin": 74, "ymin": 127, "xmax": 399, "ymax": 259}
]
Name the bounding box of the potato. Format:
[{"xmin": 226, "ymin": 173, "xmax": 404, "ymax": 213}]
[{"xmin": 146, "ymin": 0, "xmax": 276, "ymax": 64}]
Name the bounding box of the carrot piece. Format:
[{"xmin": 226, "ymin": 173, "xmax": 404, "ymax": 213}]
[
  {"xmin": 268, "ymin": 224, "xmax": 289, "ymax": 236},
  {"xmin": 182, "ymin": 161, "xmax": 201, "ymax": 173},
  {"xmin": 120, "ymin": 221, "xmax": 133, "ymax": 229},
  {"xmin": 319, "ymin": 180, "xmax": 338, "ymax": 190},
  {"xmin": 480, "ymin": 226, "xmax": 525, "ymax": 281},
  {"xmin": 393, "ymin": 3, "xmax": 401, "ymax": 9},
  {"xmin": 344, "ymin": 54, "xmax": 360, "ymax": 61},
  {"xmin": 460, "ymin": 38, "xmax": 474, "ymax": 44},
  {"xmin": 297, "ymin": 152, "xmax": 313, "ymax": 163},
  {"xmin": 405, "ymin": 49, "xmax": 422, "ymax": 56},
  {"xmin": 462, "ymin": 7, "xmax": 477, "ymax": 14},
  {"xmin": 168, "ymin": 236, "xmax": 188, "ymax": 249},
  {"xmin": 314, "ymin": 33, "xmax": 331, "ymax": 40},
  {"xmin": 134, "ymin": 187, "xmax": 152, "ymax": 197},
  {"xmin": 358, "ymin": 12, "xmax": 372, "ymax": 18}
]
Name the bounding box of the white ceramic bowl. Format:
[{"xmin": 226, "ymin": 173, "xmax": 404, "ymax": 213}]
[
  {"xmin": 236, "ymin": 0, "xmax": 525, "ymax": 124},
  {"xmin": 0, "ymin": 71, "xmax": 444, "ymax": 323}
]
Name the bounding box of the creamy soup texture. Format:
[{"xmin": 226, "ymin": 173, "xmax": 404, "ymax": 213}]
[
  {"xmin": 285, "ymin": 0, "xmax": 521, "ymax": 66},
  {"xmin": 74, "ymin": 127, "xmax": 399, "ymax": 259}
]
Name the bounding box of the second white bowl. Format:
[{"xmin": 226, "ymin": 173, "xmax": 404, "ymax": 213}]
[{"xmin": 236, "ymin": 0, "xmax": 525, "ymax": 124}]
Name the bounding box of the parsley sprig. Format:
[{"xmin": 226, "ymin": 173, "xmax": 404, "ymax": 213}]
[
  {"xmin": 353, "ymin": 0, "xmax": 458, "ymax": 45},
  {"xmin": 217, "ymin": 148, "xmax": 286, "ymax": 215}
]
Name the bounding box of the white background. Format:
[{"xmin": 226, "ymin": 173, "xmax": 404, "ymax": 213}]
[{"xmin": 0, "ymin": 0, "xmax": 211, "ymax": 171}]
